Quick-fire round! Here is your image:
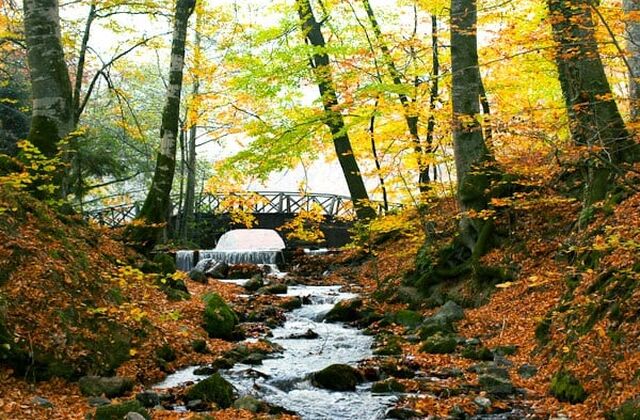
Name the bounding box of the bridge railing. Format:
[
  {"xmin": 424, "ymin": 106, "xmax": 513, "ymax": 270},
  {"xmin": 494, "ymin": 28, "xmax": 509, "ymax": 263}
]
[{"xmin": 85, "ymin": 191, "xmax": 401, "ymax": 228}]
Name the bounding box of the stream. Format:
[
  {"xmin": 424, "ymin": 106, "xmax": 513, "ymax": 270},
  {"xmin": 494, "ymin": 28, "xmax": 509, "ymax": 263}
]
[{"xmin": 154, "ymin": 280, "xmax": 397, "ymax": 419}]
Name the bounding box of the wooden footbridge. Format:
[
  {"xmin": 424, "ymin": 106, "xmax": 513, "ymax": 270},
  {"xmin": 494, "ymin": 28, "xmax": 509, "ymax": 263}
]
[{"xmin": 85, "ymin": 190, "xmax": 398, "ymax": 229}]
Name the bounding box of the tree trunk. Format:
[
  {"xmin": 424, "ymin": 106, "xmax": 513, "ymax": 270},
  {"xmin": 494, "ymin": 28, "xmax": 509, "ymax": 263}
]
[
  {"xmin": 451, "ymin": 0, "xmax": 495, "ymax": 251},
  {"xmin": 181, "ymin": 7, "xmax": 202, "ymax": 241},
  {"xmin": 296, "ymin": 0, "xmax": 374, "ymax": 220},
  {"xmin": 625, "ymin": 0, "xmax": 640, "ymax": 121},
  {"xmin": 369, "ymin": 98, "xmax": 389, "ymax": 212},
  {"xmin": 361, "ymin": 0, "xmax": 430, "ymax": 192},
  {"xmin": 548, "ymin": 0, "xmax": 638, "ymax": 205},
  {"xmin": 23, "ymin": 0, "xmax": 74, "ymax": 157},
  {"xmin": 425, "ymin": 15, "xmax": 440, "ymax": 183},
  {"xmin": 73, "ymin": 2, "xmax": 96, "ymax": 125},
  {"xmin": 136, "ymin": 0, "xmax": 196, "ymax": 245}
]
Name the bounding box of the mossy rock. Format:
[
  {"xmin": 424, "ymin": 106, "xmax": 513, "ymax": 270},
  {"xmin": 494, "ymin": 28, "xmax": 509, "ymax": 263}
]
[
  {"xmin": 550, "ymin": 370, "xmax": 587, "ymax": 404},
  {"xmin": 153, "ymin": 253, "xmax": 176, "ymax": 275},
  {"xmin": 420, "ymin": 333, "xmax": 457, "ymax": 354},
  {"xmin": 157, "ymin": 276, "xmax": 190, "ymax": 301},
  {"xmin": 279, "ymin": 296, "xmax": 302, "ymax": 311},
  {"xmin": 191, "ymin": 339, "xmax": 208, "ymax": 354},
  {"xmin": 535, "ymin": 316, "xmax": 552, "ymax": 345},
  {"xmin": 244, "ymin": 275, "xmax": 264, "ymax": 292},
  {"xmin": 461, "ymin": 346, "xmax": 494, "ymax": 361},
  {"xmin": 202, "ymin": 293, "xmax": 238, "ymax": 340},
  {"xmin": 324, "ymin": 298, "xmax": 363, "ymax": 323},
  {"xmin": 373, "ymin": 339, "xmax": 403, "ymax": 356},
  {"xmin": 479, "ymin": 374, "xmax": 514, "ymax": 396},
  {"xmin": 189, "ymin": 269, "xmax": 207, "ymax": 284},
  {"xmin": 607, "ymin": 398, "xmax": 640, "ymax": 420},
  {"xmin": 419, "ymin": 317, "xmax": 455, "ymax": 339},
  {"xmin": 155, "ymin": 344, "xmax": 176, "ymax": 362},
  {"xmin": 311, "ymin": 364, "xmax": 363, "ymax": 391},
  {"xmin": 390, "ymin": 309, "xmax": 423, "ymax": 329},
  {"xmin": 257, "ymin": 283, "xmax": 287, "ymax": 295},
  {"xmin": 94, "ymin": 400, "xmax": 150, "ymax": 420},
  {"xmin": 79, "ymin": 376, "xmax": 134, "ymax": 398},
  {"xmin": 371, "ymin": 378, "xmax": 405, "ymax": 393},
  {"xmin": 185, "ymin": 373, "xmax": 234, "ymax": 408}
]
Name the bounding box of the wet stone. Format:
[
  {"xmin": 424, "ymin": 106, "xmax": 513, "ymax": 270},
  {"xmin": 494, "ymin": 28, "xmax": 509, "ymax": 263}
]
[
  {"xmin": 32, "ymin": 396, "xmax": 53, "ymax": 408},
  {"xmin": 479, "ymin": 374, "xmax": 515, "ymax": 395},
  {"xmin": 193, "ymin": 366, "xmax": 217, "ymax": 376},
  {"xmin": 385, "ymin": 407, "xmax": 424, "ymax": 419},
  {"xmin": 286, "ymin": 328, "xmax": 319, "ymax": 339},
  {"xmin": 87, "ymin": 396, "xmax": 111, "ymax": 407},
  {"xmin": 185, "ymin": 399, "xmax": 208, "ymax": 411},
  {"xmin": 135, "ymin": 390, "xmax": 160, "ymax": 408},
  {"xmin": 518, "ymin": 364, "xmax": 538, "ymax": 379}
]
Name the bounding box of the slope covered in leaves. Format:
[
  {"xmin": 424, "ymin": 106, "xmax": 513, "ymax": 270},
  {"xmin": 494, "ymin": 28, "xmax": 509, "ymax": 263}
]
[
  {"xmin": 0, "ymin": 186, "xmax": 246, "ymax": 419},
  {"xmin": 329, "ymin": 178, "xmax": 640, "ymax": 418}
]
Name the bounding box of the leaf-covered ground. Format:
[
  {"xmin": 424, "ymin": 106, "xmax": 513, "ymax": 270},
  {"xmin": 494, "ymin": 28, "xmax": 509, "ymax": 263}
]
[{"xmin": 1, "ymin": 173, "xmax": 640, "ymax": 419}]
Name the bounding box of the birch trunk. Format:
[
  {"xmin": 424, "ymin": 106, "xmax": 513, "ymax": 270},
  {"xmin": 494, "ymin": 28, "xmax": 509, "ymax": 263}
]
[
  {"xmin": 23, "ymin": 0, "xmax": 73, "ymax": 157},
  {"xmin": 137, "ymin": 0, "xmax": 196, "ymax": 243}
]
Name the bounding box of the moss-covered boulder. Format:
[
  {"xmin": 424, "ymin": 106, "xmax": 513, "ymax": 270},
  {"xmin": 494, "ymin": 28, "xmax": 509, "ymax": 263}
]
[
  {"xmin": 390, "ymin": 309, "xmax": 423, "ymax": 329},
  {"xmin": 257, "ymin": 283, "xmax": 288, "ymax": 295},
  {"xmin": 324, "ymin": 298, "xmax": 363, "ymax": 323},
  {"xmin": 461, "ymin": 346, "xmax": 494, "ymax": 361},
  {"xmin": 311, "ymin": 364, "xmax": 363, "ymax": 391},
  {"xmin": 185, "ymin": 373, "xmax": 234, "ymax": 408},
  {"xmin": 279, "ymin": 296, "xmax": 303, "ymax": 311},
  {"xmin": 479, "ymin": 374, "xmax": 514, "ymax": 395},
  {"xmin": 191, "ymin": 339, "xmax": 208, "ymax": 354},
  {"xmin": 153, "ymin": 253, "xmax": 176, "ymax": 275},
  {"xmin": 373, "ymin": 335, "xmax": 403, "ymax": 356},
  {"xmin": 188, "ymin": 269, "xmax": 207, "ymax": 284},
  {"xmin": 420, "ymin": 333, "xmax": 457, "ymax": 354},
  {"xmin": 243, "ymin": 274, "xmax": 264, "ymax": 292},
  {"xmin": 94, "ymin": 400, "xmax": 150, "ymax": 420},
  {"xmin": 202, "ymin": 293, "xmax": 238, "ymax": 339},
  {"xmin": 607, "ymin": 398, "xmax": 640, "ymax": 420},
  {"xmin": 418, "ymin": 301, "xmax": 463, "ymax": 340},
  {"xmin": 371, "ymin": 378, "xmax": 406, "ymax": 393},
  {"xmin": 550, "ymin": 370, "xmax": 587, "ymax": 403},
  {"xmin": 78, "ymin": 376, "xmax": 134, "ymax": 398},
  {"xmin": 155, "ymin": 344, "xmax": 176, "ymax": 362}
]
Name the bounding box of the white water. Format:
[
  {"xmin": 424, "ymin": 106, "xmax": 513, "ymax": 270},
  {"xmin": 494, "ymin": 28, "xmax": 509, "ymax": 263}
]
[
  {"xmin": 155, "ymin": 285, "xmax": 396, "ymax": 419},
  {"xmin": 176, "ymin": 229, "xmax": 286, "ymax": 270},
  {"xmin": 176, "ymin": 250, "xmax": 195, "ymax": 271}
]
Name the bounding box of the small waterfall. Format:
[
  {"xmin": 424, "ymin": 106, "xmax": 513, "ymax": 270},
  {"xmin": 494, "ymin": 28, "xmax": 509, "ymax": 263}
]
[
  {"xmin": 198, "ymin": 249, "xmax": 282, "ymax": 265},
  {"xmin": 176, "ymin": 250, "xmax": 195, "ymax": 271},
  {"xmin": 177, "ymin": 229, "xmax": 287, "ymax": 268}
]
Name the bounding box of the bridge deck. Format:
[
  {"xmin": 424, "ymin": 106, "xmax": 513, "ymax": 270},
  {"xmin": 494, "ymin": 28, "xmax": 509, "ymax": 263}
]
[{"xmin": 85, "ymin": 191, "xmax": 400, "ymax": 228}]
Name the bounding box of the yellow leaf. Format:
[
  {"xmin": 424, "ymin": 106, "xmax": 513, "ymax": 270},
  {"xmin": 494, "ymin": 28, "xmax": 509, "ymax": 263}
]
[
  {"xmin": 129, "ymin": 348, "xmax": 138, "ymax": 356},
  {"xmin": 495, "ymin": 282, "xmax": 514, "ymax": 289}
]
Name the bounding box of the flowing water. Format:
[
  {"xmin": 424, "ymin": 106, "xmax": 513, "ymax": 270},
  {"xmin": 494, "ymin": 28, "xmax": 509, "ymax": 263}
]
[
  {"xmin": 165, "ymin": 229, "xmax": 396, "ymax": 418},
  {"xmin": 155, "ymin": 283, "xmax": 396, "ymax": 419},
  {"xmin": 176, "ymin": 229, "xmax": 286, "ymax": 271}
]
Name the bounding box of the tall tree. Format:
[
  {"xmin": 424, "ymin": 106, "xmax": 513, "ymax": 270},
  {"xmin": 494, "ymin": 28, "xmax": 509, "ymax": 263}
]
[
  {"xmin": 548, "ymin": 0, "xmax": 639, "ymax": 205},
  {"xmin": 296, "ymin": 0, "xmax": 375, "ymax": 220},
  {"xmin": 137, "ymin": 0, "xmax": 196, "ymax": 242},
  {"xmin": 179, "ymin": 4, "xmax": 203, "ymax": 241},
  {"xmin": 22, "ymin": 0, "xmax": 73, "ymax": 157},
  {"xmin": 361, "ymin": 0, "xmax": 430, "ymax": 192},
  {"xmin": 451, "ymin": 0, "xmax": 495, "ymax": 252},
  {"xmin": 625, "ymin": 0, "xmax": 640, "ymax": 121}
]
